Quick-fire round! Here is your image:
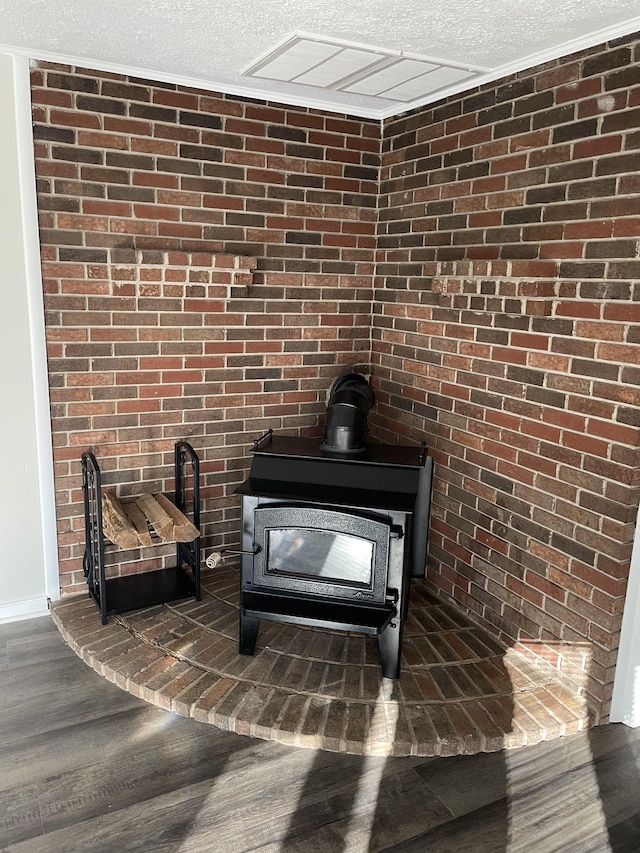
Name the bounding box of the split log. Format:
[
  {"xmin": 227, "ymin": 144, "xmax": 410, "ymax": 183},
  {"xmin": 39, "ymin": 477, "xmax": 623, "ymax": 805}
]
[
  {"xmin": 101, "ymin": 493, "xmax": 139, "ymax": 550},
  {"xmin": 135, "ymin": 493, "xmax": 174, "ymax": 541},
  {"xmin": 121, "ymin": 500, "xmax": 153, "ymax": 547},
  {"xmin": 153, "ymin": 493, "xmax": 200, "ymax": 542}
]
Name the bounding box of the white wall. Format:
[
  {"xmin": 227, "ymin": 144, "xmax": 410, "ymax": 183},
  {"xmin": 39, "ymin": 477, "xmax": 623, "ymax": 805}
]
[
  {"xmin": 610, "ymin": 502, "xmax": 640, "ymax": 726},
  {"xmin": 0, "ymin": 53, "xmax": 58, "ymax": 621}
]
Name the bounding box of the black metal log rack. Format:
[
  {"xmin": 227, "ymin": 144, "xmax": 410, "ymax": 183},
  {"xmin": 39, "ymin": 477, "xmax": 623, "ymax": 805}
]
[{"xmin": 81, "ymin": 441, "xmax": 201, "ymax": 624}]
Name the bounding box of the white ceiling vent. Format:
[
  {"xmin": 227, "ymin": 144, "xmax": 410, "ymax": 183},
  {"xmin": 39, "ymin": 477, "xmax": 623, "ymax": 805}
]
[{"xmin": 242, "ymin": 32, "xmax": 490, "ymax": 104}]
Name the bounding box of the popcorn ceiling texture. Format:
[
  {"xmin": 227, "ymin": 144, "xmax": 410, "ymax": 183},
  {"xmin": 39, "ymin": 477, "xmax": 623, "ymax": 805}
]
[
  {"xmin": 6, "ymin": 0, "xmax": 640, "ymax": 116},
  {"xmin": 32, "ymin": 30, "xmax": 640, "ymax": 722}
]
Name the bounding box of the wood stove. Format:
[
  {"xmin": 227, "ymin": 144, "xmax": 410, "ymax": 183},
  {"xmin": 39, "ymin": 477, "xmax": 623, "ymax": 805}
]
[{"xmin": 232, "ymin": 419, "xmax": 433, "ymax": 679}]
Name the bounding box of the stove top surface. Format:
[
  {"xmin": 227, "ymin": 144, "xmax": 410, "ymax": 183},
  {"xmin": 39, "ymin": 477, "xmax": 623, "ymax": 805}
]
[{"xmin": 252, "ymin": 433, "xmax": 426, "ymax": 469}]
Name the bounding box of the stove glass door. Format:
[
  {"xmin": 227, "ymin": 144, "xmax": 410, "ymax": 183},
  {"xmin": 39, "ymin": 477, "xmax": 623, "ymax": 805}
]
[{"xmin": 267, "ymin": 527, "xmax": 373, "ymax": 586}]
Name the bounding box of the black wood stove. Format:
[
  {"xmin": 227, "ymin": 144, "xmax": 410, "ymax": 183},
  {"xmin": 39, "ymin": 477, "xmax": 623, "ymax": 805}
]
[{"xmin": 232, "ymin": 376, "xmax": 433, "ymax": 679}]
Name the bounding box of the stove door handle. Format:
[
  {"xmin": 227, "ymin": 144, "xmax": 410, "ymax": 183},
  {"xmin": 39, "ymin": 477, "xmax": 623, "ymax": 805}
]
[{"xmin": 221, "ymin": 545, "xmax": 261, "ymax": 556}]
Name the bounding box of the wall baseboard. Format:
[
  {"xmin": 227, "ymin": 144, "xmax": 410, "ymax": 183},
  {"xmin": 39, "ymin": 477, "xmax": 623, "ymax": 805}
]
[{"xmin": 0, "ymin": 596, "xmax": 50, "ymax": 624}]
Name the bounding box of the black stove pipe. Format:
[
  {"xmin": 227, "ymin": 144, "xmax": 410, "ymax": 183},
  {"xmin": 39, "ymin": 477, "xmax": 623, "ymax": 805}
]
[{"xmin": 321, "ymin": 373, "xmax": 375, "ymax": 455}]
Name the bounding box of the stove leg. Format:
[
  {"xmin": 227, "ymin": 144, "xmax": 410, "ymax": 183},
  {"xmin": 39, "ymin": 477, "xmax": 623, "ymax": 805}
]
[
  {"xmin": 239, "ymin": 612, "xmax": 261, "ymax": 656},
  {"xmin": 378, "ymin": 620, "xmax": 402, "ymax": 680}
]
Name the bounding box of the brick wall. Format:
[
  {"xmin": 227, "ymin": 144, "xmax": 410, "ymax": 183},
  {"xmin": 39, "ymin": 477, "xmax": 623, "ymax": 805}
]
[
  {"xmin": 373, "ymin": 33, "xmax": 640, "ymax": 717},
  {"xmin": 31, "ymin": 64, "xmax": 380, "ymax": 595},
  {"xmin": 31, "ymin": 33, "xmax": 640, "ymax": 721}
]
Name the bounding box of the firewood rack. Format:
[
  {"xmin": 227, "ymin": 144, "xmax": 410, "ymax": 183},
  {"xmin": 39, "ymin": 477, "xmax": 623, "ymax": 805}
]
[{"xmin": 81, "ymin": 442, "xmax": 201, "ymax": 625}]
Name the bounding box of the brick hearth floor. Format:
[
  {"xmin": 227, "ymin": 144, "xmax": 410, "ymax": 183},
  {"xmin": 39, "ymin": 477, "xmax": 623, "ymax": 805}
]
[{"xmin": 51, "ymin": 566, "xmax": 591, "ymax": 756}]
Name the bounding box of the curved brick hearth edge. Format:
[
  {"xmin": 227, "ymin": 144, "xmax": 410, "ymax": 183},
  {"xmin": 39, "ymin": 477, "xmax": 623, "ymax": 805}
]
[{"xmin": 51, "ymin": 568, "xmax": 591, "ymax": 757}]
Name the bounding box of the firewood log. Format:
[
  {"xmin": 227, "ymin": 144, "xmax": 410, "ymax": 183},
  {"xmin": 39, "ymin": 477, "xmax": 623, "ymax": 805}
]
[
  {"xmin": 135, "ymin": 493, "xmax": 174, "ymax": 541},
  {"xmin": 153, "ymin": 493, "xmax": 200, "ymax": 542},
  {"xmin": 121, "ymin": 500, "xmax": 153, "ymax": 547},
  {"xmin": 101, "ymin": 492, "xmax": 139, "ymax": 550}
]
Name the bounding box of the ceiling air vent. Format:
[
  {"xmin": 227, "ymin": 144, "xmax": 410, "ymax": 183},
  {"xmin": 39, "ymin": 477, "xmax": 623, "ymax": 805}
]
[{"xmin": 241, "ymin": 32, "xmax": 489, "ymax": 103}]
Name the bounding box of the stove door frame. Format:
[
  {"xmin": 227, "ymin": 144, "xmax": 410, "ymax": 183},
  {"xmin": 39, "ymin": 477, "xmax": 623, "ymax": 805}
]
[{"xmin": 252, "ymin": 503, "xmax": 392, "ymax": 603}]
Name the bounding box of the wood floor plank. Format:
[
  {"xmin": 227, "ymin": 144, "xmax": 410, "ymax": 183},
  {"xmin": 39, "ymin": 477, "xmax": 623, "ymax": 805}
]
[
  {"xmin": 605, "ymin": 812, "xmax": 640, "ymax": 853},
  {"xmin": 0, "ymin": 654, "xmax": 109, "ymax": 707},
  {"xmin": 0, "ymin": 671, "xmax": 142, "ymax": 749},
  {"xmin": 413, "ymin": 748, "xmax": 508, "ymax": 817},
  {"xmin": 0, "ymin": 705, "xmax": 154, "ymax": 790},
  {"xmin": 373, "ymin": 798, "xmax": 511, "ymax": 853},
  {"xmin": 0, "ymin": 782, "xmax": 43, "ymax": 848}
]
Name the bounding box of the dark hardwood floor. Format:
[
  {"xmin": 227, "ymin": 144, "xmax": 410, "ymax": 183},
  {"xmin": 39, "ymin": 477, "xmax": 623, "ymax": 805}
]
[{"xmin": 2, "ymin": 614, "xmax": 640, "ymax": 852}]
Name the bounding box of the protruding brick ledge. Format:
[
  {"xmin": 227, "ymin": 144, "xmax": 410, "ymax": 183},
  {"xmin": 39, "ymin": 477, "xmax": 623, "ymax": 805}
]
[{"xmin": 51, "ymin": 568, "xmax": 592, "ymax": 756}]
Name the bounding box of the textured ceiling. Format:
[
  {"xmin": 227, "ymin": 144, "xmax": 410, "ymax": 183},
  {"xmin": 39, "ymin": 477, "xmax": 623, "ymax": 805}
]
[{"xmin": 2, "ymin": 1, "xmax": 640, "ymax": 117}]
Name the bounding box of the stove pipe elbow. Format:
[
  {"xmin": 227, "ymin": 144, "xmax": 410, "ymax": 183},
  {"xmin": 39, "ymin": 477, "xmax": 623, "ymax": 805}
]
[{"xmin": 321, "ymin": 373, "xmax": 375, "ymax": 455}]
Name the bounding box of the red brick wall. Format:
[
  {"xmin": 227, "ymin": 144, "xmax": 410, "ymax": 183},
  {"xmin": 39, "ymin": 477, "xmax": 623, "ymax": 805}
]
[
  {"xmin": 31, "ymin": 34, "xmax": 640, "ymax": 720},
  {"xmin": 31, "ymin": 64, "xmax": 379, "ymax": 595},
  {"xmin": 372, "ymin": 33, "xmax": 640, "ymax": 717}
]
